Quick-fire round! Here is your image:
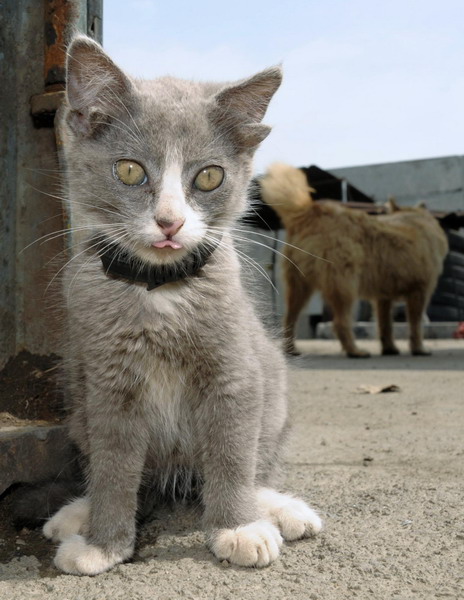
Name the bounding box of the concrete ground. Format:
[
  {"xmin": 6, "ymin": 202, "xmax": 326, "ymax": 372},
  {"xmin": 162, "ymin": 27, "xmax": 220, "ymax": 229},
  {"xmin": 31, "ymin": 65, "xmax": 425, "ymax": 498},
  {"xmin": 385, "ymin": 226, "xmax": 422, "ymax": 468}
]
[{"xmin": 0, "ymin": 339, "xmax": 462, "ymax": 600}]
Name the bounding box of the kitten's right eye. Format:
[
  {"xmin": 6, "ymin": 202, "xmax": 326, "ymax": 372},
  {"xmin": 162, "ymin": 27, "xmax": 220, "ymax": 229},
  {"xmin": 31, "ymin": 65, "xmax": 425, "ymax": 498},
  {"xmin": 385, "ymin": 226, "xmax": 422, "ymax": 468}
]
[{"xmin": 113, "ymin": 160, "xmax": 147, "ymax": 186}]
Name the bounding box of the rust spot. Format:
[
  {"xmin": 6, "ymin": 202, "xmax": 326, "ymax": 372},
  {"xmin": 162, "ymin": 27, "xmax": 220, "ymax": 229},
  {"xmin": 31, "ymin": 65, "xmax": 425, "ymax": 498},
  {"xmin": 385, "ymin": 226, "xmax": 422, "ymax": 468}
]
[{"xmin": 44, "ymin": 0, "xmax": 75, "ymax": 88}]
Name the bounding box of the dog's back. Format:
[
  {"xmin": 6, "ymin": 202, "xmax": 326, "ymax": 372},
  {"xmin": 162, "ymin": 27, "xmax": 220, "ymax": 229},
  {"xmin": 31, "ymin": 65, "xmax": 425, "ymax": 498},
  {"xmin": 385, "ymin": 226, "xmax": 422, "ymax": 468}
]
[{"xmin": 260, "ymin": 163, "xmax": 447, "ymax": 299}]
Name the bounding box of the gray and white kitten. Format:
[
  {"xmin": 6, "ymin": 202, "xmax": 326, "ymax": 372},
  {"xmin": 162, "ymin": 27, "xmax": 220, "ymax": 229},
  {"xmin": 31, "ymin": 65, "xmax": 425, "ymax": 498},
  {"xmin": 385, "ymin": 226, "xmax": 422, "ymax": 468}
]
[{"xmin": 43, "ymin": 36, "xmax": 322, "ymax": 575}]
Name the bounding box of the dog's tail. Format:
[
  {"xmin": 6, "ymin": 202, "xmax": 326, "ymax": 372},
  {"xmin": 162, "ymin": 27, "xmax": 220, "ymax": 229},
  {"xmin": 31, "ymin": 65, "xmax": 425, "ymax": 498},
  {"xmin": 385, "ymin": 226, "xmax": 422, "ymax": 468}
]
[{"xmin": 259, "ymin": 163, "xmax": 314, "ymax": 219}]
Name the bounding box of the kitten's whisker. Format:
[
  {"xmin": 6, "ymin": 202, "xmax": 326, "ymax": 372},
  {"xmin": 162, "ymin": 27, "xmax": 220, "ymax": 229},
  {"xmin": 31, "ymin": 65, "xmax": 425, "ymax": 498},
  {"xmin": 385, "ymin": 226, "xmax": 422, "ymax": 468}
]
[
  {"xmin": 44, "ymin": 226, "xmax": 127, "ymax": 267},
  {"xmin": 208, "ymin": 227, "xmax": 307, "ymax": 276},
  {"xmin": 65, "ymin": 231, "xmax": 132, "ymax": 297},
  {"xmin": 21, "ymin": 223, "xmax": 127, "ymax": 254},
  {"xmin": 26, "ymin": 183, "xmax": 126, "ymax": 218},
  {"xmin": 24, "ymin": 167, "xmax": 64, "ymax": 181},
  {"xmin": 203, "ymin": 233, "xmax": 276, "ymax": 291},
  {"xmin": 244, "ymin": 201, "xmax": 281, "ymax": 230},
  {"xmin": 24, "ymin": 166, "xmax": 63, "ymax": 173},
  {"xmin": 47, "ymin": 225, "xmax": 128, "ymax": 263},
  {"xmin": 69, "ymin": 199, "xmax": 128, "ymax": 219},
  {"xmin": 37, "ymin": 213, "xmax": 69, "ymax": 227},
  {"xmin": 233, "ymin": 247, "xmax": 276, "ymax": 291},
  {"xmin": 210, "ymin": 225, "xmax": 333, "ymax": 265},
  {"xmin": 46, "ymin": 231, "xmax": 126, "ymax": 296}
]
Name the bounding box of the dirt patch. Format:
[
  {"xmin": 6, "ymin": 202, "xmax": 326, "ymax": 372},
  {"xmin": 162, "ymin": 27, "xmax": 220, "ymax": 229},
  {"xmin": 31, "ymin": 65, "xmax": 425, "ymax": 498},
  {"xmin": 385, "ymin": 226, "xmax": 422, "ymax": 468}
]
[
  {"xmin": 0, "ymin": 351, "xmax": 63, "ymax": 423},
  {"xmin": 0, "ymin": 352, "xmax": 66, "ymax": 575},
  {"xmin": 0, "ymin": 488, "xmax": 57, "ymax": 578}
]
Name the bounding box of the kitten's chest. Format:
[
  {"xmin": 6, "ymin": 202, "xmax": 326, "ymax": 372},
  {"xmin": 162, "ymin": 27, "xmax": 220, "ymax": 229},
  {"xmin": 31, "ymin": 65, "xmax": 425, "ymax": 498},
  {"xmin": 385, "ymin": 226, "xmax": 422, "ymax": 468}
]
[
  {"xmin": 143, "ymin": 363, "xmax": 192, "ymax": 458},
  {"xmin": 136, "ymin": 286, "xmax": 201, "ymax": 355}
]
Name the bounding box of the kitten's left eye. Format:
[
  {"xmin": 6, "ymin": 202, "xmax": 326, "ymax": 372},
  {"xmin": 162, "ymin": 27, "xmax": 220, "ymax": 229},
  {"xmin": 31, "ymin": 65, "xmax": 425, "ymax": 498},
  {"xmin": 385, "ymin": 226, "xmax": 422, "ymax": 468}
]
[
  {"xmin": 194, "ymin": 166, "xmax": 224, "ymax": 191},
  {"xmin": 113, "ymin": 160, "xmax": 147, "ymax": 186}
]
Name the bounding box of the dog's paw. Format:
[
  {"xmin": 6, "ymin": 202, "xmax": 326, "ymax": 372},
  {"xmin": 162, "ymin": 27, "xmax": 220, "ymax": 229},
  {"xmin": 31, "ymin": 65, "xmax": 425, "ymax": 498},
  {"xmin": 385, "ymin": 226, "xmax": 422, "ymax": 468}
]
[
  {"xmin": 411, "ymin": 348, "xmax": 431, "ymax": 356},
  {"xmin": 381, "ymin": 346, "xmax": 400, "ymax": 356},
  {"xmin": 211, "ymin": 520, "xmax": 282, "ymax": 567},
  {"xmin": 257, "ymin": 488, "xmax": 323, "ymax": 541},
  {"xmin": 54, "ymin": 534, "xmax": 131, "ymax": 575},
  {"xmin": 43, "ymin": 497, "xmax": 90, "ymax": 543},
  {"xmin": 347, "ymin": 349, "xmax": 370, "ymax": 358}
]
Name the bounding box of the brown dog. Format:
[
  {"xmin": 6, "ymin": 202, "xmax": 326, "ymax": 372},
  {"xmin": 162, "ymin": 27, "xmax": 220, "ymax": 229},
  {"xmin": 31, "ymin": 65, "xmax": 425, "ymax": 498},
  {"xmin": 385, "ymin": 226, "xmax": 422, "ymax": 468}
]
[{"xmin": 260, "ymin": 163, "xmax": 448, "ymax": 357}]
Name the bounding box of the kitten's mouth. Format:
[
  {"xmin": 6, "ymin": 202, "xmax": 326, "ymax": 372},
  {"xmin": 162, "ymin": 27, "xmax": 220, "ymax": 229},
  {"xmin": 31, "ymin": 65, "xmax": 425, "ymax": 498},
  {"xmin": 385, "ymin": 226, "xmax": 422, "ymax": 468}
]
[{"xmin": 152, "ymin": 239, "xmax": 183, "ymax": 250}]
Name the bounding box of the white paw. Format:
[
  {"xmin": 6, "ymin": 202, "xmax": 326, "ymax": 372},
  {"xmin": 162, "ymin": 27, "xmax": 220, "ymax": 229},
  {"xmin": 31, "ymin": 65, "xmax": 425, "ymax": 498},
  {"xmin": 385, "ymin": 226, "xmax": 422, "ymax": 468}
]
[
  {"xmin": 211, "ymin": 520, "xmax": 282, "ymax": 567},
  {"xmin": 54, "ymin": 534, "xmax": 131, "ymax": 575},
  {"xmin": 43, "ymin": 497, "xmax": 90, "ymax": 543},
  {"xmin": 257, "ymin": 488, "xmax": 323, "ymax": 541}
]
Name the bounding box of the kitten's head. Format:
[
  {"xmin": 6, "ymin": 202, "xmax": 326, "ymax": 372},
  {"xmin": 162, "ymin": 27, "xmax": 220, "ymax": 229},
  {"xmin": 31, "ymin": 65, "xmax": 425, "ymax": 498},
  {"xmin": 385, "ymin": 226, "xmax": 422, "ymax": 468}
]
[{"xmin": 63, "ymin": 36, "xmax": 281, "ymax": 266}]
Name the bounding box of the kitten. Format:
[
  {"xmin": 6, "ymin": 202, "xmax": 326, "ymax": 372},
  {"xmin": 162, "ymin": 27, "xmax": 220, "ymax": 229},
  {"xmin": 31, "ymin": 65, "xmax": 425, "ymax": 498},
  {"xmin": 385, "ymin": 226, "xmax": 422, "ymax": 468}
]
[{"xmin": 43, "ymin": 36, "xmax": 322, "ymax": 575}]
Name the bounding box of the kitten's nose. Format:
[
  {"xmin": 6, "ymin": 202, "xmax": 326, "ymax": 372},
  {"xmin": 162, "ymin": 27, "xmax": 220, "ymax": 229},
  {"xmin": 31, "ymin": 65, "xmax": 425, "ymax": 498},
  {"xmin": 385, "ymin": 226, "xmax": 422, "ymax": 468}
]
[{"xmin": 156, "ymin": 218, "xmax": 185, "ymax": 236}]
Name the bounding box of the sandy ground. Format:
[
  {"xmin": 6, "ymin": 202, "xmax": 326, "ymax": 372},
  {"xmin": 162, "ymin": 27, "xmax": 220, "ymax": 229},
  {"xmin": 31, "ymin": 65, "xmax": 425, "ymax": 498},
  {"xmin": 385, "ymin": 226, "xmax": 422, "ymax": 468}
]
[{"xmin": 0, "ymin": 338, "xmax": 462, "ymax": 600}]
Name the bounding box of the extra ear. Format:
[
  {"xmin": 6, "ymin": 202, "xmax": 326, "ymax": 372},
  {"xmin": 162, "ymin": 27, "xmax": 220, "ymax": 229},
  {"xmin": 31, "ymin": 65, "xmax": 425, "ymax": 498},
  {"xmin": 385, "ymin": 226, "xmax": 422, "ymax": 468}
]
[
  {"xmin": 211, "ymin": 66, "xmax": 282, "ymax": 150},
  {"xmin": 65, "ymin": 35, "xmax": 132, "ymax": 136},
  {"xmin": 386, "ymin": 196, "xmax": 400, "ymax": 212}
]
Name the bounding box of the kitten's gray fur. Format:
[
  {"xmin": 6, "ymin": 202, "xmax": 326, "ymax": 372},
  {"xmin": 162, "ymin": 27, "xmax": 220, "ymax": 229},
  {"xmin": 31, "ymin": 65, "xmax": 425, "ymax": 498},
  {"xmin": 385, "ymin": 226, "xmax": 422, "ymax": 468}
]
[{"xmin": 44, "ymin": 36, "xmax": 321, "ymax": 575}]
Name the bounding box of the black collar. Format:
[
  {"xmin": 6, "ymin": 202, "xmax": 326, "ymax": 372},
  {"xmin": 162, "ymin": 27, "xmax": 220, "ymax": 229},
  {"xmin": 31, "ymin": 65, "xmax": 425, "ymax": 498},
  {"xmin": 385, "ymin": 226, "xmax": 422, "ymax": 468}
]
[{"xmin": 97, "ymin": 238, "xmax": 219, "ymax": 291}]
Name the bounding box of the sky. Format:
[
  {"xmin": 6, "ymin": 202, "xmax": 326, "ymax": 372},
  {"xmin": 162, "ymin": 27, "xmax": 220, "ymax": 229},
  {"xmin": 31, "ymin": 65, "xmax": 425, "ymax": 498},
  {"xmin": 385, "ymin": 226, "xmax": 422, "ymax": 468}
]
[{"xmin": 103, "ymin": 0, "xmax": 464, "ymax": 175}]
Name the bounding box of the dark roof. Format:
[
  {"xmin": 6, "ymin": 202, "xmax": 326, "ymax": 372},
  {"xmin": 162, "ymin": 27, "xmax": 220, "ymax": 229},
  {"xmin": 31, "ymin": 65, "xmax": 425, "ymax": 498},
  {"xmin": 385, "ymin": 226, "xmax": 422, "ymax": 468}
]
[
  {"xmin": 243, "ymin": 164, "xmax": 374, "ymax": 230},
  {"xmin": 300, "ymin": 165, "xmax": 374, "ymax": 203}
]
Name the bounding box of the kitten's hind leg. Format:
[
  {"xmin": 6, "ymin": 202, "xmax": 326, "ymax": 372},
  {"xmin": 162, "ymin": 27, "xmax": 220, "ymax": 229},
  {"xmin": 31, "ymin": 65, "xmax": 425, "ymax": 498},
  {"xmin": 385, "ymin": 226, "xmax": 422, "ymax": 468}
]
[
  {"xmin": 257, "ymin": 488, "xmax": 323, "ymax": 541},
  {"xmin": 43, "ymin": 497, "xmax": 90, "ymax": 542}
]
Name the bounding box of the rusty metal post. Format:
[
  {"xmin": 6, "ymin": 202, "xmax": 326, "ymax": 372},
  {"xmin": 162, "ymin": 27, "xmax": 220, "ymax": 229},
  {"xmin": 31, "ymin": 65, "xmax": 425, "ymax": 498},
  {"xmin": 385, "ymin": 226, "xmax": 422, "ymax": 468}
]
[
  {"xmin": 0, "ymin": 0, "xmax": 103, "ymax": 499},
  {"xmin": 0, "ymin": 0, "xmax": 102, "ymax": 369},
  {"xmin": 32, "ymin": 0, "xmax": 103, "ymax": 127}
]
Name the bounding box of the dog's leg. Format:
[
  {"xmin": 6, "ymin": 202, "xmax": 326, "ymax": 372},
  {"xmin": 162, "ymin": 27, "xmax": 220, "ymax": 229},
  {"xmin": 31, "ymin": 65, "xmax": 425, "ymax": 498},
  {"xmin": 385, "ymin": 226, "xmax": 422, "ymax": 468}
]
[
  {"xmin": 283, "ymin": 270, "xmax": 313, "ymax": 355},
  {"xmin": 376, "ymin": 299, "xmax": 400, "ymax": 355},
  {"xmin": 327, "ymin": 290, "xmax": 370, "ymax": 358},
  {"xmin": 406, "ymin": 291, "xmax": 431, "ymax": 355}
]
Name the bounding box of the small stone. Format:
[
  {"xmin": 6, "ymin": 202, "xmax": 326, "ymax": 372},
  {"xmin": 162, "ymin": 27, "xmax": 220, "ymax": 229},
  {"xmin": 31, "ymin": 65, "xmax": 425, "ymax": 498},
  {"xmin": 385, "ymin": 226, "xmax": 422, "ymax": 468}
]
[
  {"xmin": 137, "ymin": 546, "xmax": 157, "ymax": 559},
  {"xmin": 401, "ymin": 519, "xmax": 413, "ymax": 527}
]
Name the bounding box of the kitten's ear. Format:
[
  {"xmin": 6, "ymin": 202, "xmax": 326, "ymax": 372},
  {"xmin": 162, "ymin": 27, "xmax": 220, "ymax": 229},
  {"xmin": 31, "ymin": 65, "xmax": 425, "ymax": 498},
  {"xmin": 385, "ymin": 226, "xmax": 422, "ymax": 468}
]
[
  {"xmin": 211, "ymin": 66, "xmax": 282, "ymax": 149},
  {"xmin": 65, "ymin": 35, "xmax": 132, "ymax": 136}
]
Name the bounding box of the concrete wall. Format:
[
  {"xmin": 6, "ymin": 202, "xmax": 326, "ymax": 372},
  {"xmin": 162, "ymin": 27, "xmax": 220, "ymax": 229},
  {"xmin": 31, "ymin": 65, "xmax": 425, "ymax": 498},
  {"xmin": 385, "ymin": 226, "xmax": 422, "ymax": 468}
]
[{"xmin": 331, "ymin": 155, "xmax": 464, "ymax": 212}]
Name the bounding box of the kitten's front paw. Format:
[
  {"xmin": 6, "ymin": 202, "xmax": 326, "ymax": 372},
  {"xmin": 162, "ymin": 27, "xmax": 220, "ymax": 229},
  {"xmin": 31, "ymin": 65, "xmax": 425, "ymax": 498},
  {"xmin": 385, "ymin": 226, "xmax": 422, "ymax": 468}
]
[
  {"xmin": 257, "ymin": 488, "xmax": 323, "ymax": 541},
  {"xmin": 43, "ymin": 497, "xmax": 90, "ymax": 542},
  {"xmin": 54, "ymin": 534, "xmax": 131, "ymax": 575},
  {"xmin": 211, "ymin": 520, "xmax": 282, "ymax": 568}
]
